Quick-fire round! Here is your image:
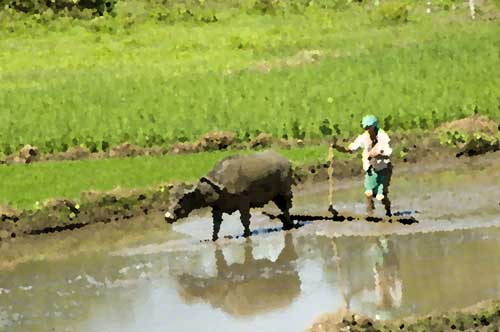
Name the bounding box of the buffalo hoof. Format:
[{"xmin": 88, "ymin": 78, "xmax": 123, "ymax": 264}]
[{"xmin": 243, "ymin": 230, "xmax": 251, "ymax": 238}]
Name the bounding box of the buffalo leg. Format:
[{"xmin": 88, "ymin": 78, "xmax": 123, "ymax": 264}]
[
  {"xmin": 240, "ymin": 207, "xmax": 252, "ymax": 238},
  {"xmin": 273, "ymin": 194, "xmax": 294, "ymax": 230},
  {"xmin": 212, "ymin": 208, "xmax": 223, "ymax": 241}
]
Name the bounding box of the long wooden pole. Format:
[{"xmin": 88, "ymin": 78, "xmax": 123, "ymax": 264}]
[
  {"xmin": 469, "ymin": 0, "xmax": 475, "ymax": 20},
  {"xmin": 328, "ymin": 145, "xmax": 338, "ymax": 216}
]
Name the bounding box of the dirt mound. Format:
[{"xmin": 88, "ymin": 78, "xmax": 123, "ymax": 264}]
[
  {"xmin": 456, "ymin": 136, "xmax": 500, "ymax": 157},
  {"xmin": 438, "ymin": 114, "xmax": 498, "ymax": 135},
  {"xmin": 169, "ymin": 141, "xmax": 201, "ymax": 154},
  {"xmin": 0, "ymin": 205, "xmax": 20, "ymax": 222},
  {"xmin": 144, "ymin": 146, "xmax": 167, "ymax": 156},
  {"xmin": 3, "ymin": 144, "xmax": 40, "ymax": 164},
  {"xmin": 108, "ymin": 143, "xmax": 164, "ymax": 158},
  {"xmin": 198, "ymin": 131, "xmax": 236, "ymax": 151},
  {"xmin": 44, "ymin": 146, "xmax": 92, "ymax": 161},
  {"xmin": 170, "ymin": 131, "xmax": 236, "ymax": 154},
  {"xmin": 43, "ymin": 198, "xmax": 78, "ymax": 210},
  {"xmin": 250, "ymin": 133, "xmax": 273, "ymax": 148},
  {"xmin": 62, "ymin": 146, "xmax": 91, "ymax": 160},
  {"xmin": 109, "ymin": 142, "xmax": 143, "ymax": 158}
]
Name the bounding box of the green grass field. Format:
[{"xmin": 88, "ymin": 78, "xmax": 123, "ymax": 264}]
[
  {"xmin": 0, "ymin": 1, "xmax": 499, "ymax": 209},
  {"xmin": 0, "ymin": 145, "xmax": 350, "ymax": 209},
  {"xmin": 0, "ymin": 2, "xmax": 499, "ymax": 156}
]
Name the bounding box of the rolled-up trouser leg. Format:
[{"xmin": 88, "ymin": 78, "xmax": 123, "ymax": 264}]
[
  {"xmin": 365, "ymin": 164, "xmax": 393, "ymax": 216},
  {"xmin": 364, "ymin": 170, "xmax": 377, "ymax": 216}
]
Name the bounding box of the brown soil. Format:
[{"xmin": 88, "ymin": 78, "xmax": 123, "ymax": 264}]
[
  {"xmin": 0, "ymin": 121, "xmax": 497, "ymax": 239},
  {"xmin": 3, "ymin": 114, "xmax": 498, "ymax": 166},
  {"xmin": 3, "ymin": 144, "xmax": 40, "ymax": 164},
  {"xmin": 437, "ymin": 114, "xmax": 499, "ymax": 136},
  {"xmin": 109, "ymin": 142, "xmax": 144, "ymax": 158},
  {"xmin": 49, "ymin": 146, "xmax": 92, "ymax": 161},
  {"xmin": 0, "ymin": 184, "xmax": 173, "ymax": 240},
  {"xmin": 308, "ymin": 299, "xmax": 500, "ymax": 332},
  {"xmin": 169, "ymin": 131, "xmax": 238, "ymax": 154},
  {"xmin": 0, "ymin": 131, "xmax": 307, "ymax": 164},
  {"xmin": 0, "ymin": 137, "xmax": 481, "ymax": 241},
  {"xmin": 249, "ymin": 133, "xmax": 274, "ymax": 149}
]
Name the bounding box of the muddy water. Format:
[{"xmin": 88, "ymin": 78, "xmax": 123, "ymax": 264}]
[{"xmin": 1, "ymin": 155, "xmax": 499, "ymax": 332}]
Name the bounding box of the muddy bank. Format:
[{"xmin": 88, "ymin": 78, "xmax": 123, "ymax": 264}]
[
  {"xmin": 0, "ymin": 212, "xmax": 185, "ymax": 271},
  {"xmin": 309, "ymin": 299, "xmax": 500, "ymax": 332},
  {"xmin": 1, "ymin": 141, "xmax": 499, "ymax": 240},
  {"xmin": 0, "ymin": 186, "xmax": 172, "ymax": 240},
  {"xmin": 0, "ymin": 131, "xmax": 292, "ymax": 165},
  {"xmin": 1, "ymin": 114, "xmax": 499, "ymax": 240},
  {"xmin": 1, "ymin": 115, "xmax": 498, "ymax": 165}
]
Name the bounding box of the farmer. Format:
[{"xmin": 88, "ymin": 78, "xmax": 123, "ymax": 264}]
[{"xmin": 331, "ymin": 115, "xmax": 393, "ymax": 216}]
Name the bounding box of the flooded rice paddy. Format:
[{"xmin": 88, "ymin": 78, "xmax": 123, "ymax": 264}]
[{"xmin": 1, "ymin": 154, "xmax": 499, "ymax": 332}]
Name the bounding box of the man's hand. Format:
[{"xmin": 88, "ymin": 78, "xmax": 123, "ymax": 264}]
[
  {"xmin": 331, "ymin": 141, "xmax": 351, "ymax": 154},
  {"xmin": 330, "ymin": 136, "xmax": 338, "ymax": 147}
]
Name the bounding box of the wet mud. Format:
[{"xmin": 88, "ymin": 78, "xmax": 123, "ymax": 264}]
[
  {"xmin": 0, "ymin": 124, "xmax": 499, "ymax": 331},
  {"xmin": 309, "ymin": 299, "xmax": 500, "ymax": 332},
  {"xmin": 0, "ymin": 136, "xmax": 485, "ymax": 240}
]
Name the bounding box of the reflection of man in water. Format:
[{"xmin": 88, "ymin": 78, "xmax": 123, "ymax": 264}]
[
  {"xmin": 172, "ymin": 233, "xmax": 300, "ymax": 317},
  {"xmin": 368, "ymin": 236, "xmax": 402, "ymax": 310}
]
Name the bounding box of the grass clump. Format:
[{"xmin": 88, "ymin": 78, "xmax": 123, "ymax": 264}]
[{"xmin": 369, "ymin": 0, "xmax": 409, "ymax": 26}]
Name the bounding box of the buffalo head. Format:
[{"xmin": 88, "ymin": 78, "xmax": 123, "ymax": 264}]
[{"xmin": 165, "ymin": 179, "xmax": 221, "ymax": 224}]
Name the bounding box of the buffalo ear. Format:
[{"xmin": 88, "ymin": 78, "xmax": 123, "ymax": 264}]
[
  {"xmin": 197, "ymin": 180, "xmax": 220, "ymax": 202},
  {"xmin": 174, "ymin": 183, "xmax": 195, "ymax": 198},
  {"xmin": 200, "ymin": 177, "xmax": 225, "ymax": 193}
]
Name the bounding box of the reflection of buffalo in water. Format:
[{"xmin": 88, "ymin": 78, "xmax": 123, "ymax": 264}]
[{"xmin": 172, "ymin": 233, "xmax": 300, "ymax": 317}]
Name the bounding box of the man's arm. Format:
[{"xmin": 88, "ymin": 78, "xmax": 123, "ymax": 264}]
[
  {"xmin": 331, "ymin": 135, "xmax": 362, "ymax": 154},
  {"xmin": 331, "ymin": 143, "xmax": 353, "ymax": 154}
]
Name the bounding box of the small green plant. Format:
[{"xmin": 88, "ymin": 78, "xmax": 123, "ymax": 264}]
[
  {"xmin": 369, "ymin": 0, "xmax": 409, "ymax": 26},
  {"xmin": 433, "ymin": 0, "xmax": 460, "ymax": 11},
  {"xmin": 251, "ymin": 0, "xmax": 286, "ymax": 15},
  {"xmin": 114, "ymin": 0, "xmax": 149, "ymax": 26},
  {"xmin": 1, "ymin": 0, "xmax": 115, "ymax": 16},
  {"xmin": 439, "ymin": 130, "xmax": 469, "ymax": 147}
]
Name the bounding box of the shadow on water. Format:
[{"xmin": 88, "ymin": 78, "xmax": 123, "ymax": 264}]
[
  {"xmin": 262, "ymin": 211, "xmax": 419, "ymax": 226},
  {"xmin": 199, "ymin": 209, "xmax": 421, "ymax": 244}
]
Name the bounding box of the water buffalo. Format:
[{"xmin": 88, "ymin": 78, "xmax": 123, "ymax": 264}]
[{"xmin": 164, "ymin": 150, "xmax": 295, "ymax": 241}]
